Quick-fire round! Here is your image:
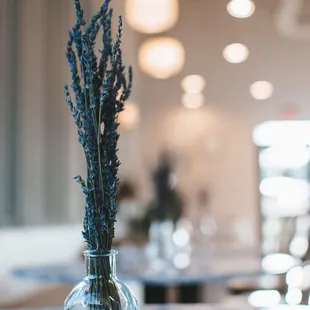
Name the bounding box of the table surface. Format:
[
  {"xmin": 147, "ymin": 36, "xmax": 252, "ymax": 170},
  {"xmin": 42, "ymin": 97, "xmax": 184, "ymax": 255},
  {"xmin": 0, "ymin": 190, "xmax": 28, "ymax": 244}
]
[
  {"xmin": 0, "ymin": 306, "xmax": 253, "ymax": 310},
  {"xmin": 2, "ymin": 306, "xmax": 221, "ymax": 310},
  {"xmin": 1, "ymin": 305, "xmax": 309, "ymax": 310},
  {"xmin": 12, "ymin": 245, "xmax": 263, "ymax": 285}
]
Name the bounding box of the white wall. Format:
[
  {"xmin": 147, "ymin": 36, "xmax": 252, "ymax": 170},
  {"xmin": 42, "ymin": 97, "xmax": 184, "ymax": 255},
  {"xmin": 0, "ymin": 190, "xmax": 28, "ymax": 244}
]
[
  {"xmin": 3, "ymin": 0, "xmax": 310, "ymax": 246},
  {"xmin": 0, "ymin": 225, "xmax": 82, "ymax": 274},
  {"xmin": 116, "ymin": 0, "xmax": 310, "ymax": 246}
]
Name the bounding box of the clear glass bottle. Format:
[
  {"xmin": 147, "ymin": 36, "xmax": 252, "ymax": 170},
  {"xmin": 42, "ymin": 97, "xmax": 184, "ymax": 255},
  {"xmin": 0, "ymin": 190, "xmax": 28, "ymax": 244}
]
[{"xmin": 64, "ymin": 250, "xmax": 139, "ymax": 310}]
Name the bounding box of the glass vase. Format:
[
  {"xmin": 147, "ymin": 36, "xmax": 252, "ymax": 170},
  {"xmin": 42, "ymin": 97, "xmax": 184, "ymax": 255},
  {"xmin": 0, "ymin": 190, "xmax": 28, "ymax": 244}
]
[{"xmin": 64, "ymin": 250, "xmax": 139, "ymax": 310}]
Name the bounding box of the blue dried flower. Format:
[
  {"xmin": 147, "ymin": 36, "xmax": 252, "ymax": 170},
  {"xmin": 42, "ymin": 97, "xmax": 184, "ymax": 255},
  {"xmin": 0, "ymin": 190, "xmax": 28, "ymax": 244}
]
[{"xmin": 65, "ymin": 0, "xmax": 132, "ymax": 251}]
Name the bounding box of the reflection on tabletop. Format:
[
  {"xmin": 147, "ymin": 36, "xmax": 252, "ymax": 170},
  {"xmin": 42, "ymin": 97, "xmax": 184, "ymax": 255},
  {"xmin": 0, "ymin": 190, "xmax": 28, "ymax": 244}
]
[
  {"xmin": 3, "ymin": 304, "xmax": 310, "ymax": 310},
  {"xmin": 12, "ymin": 242, "xmax": 261, "ymax": 285}
]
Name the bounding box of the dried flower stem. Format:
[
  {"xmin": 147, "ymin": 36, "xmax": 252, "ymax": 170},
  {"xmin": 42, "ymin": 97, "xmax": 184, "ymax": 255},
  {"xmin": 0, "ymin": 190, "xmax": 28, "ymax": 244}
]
[{"xmin": 65, "ymin": 0, "xmax": 132, "ymax": 251}]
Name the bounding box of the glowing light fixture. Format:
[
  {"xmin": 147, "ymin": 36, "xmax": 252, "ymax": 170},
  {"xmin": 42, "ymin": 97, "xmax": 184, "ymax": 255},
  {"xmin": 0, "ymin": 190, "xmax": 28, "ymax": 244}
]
[
  {"xmin": 262, "ymin": 196, "xmax": 310, "ymax": 217},
  {"xmin": 227, "ymin": 0, "xmax": 255, "ymax": 19},
  {"xmin": 223, "ymin": 43, "xmax": 249, "ymax": 63},
  {"xmin": 290, "ymin": 237, "xmax": 309, "ymax": 257},
  {"xmin": 259, "ymin": 146, "xmax": 310, "ymax": 169},
  {"xmin": 253, "ymin": 121, "xmax": 310, "ymax": 147},
  {"xmin": 181, "ymin": 75, "xmax": 206, "ymax": 94},
  {"xmin": 173, "ymin": 253, "xmax": 190, "ymax": 269},
  {"xmin": 285, "ymin": 288, "xmax": 302, "ymax": 305},
  {"xmin": 173, "ymin": 229, "xmax": 190, "ymax": 247},
  {"xmin": 139, "ymin": 37, "xmax": 185, "ymax": 79},
  {"xmin": 250, "ymin": 81, "xmax": 274, "ymax": 100},
  {"xmin": 286, "ymin": 266, "xmax": 304, "ymax": 288},
  {"xmin": 248, "ymin": 290, "xmax": 281, "ymax": 307},
  {"xmin": 119, "ymin": 101, "xmax": 140, "ymax": 130},
  {"xmin": 182, "ymin": 93, "xmax": 204, "ymax": 109},
  {"xmin": 125, "ymin": 0, "xmax": 179, "ymax": 34},
  {"xmin": 259, "ymin": 177, "xmax": 310, "ymax": 205},
  {"xmin": 262, "ymin": 253, "xmax": 297, "ymax": 274},
  {"xmin": 302, "ymin": 264, "xmax": 310, "ymax": 290}
]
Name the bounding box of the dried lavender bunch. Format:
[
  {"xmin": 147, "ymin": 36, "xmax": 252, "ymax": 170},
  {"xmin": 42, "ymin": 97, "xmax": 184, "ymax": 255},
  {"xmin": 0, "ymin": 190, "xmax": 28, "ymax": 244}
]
[{"xmin": 65, "ymin": 0, "xmax": 132, "ymax": 251}]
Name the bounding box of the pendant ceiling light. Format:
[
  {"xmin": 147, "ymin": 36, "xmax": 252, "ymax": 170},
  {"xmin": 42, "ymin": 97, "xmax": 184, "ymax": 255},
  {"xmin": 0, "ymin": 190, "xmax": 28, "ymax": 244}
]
[
  {"xmin": 223, "ymin": 43, "xmax": 249, "ymax": 63},
  {"xmin": 125, "ymin": 0, "xmax": 179, "ymax": 34},
  {"xmin": 138, "ymin": 37, "xmax": 185, "ymax": 79},
  {"xmin": 250, "ymin": 81, "xmax": 274, "ymax": 100},
  {"xmin": 182, "ymin": 93, "xmax": 205, "ymax": 109},
  {"xmin": 181, "ymin": 75, "xmax": 206, "ymax": 94},
  {"xmin": 227, "ymin": 0, "xmax": 255, "ymax": 19}
]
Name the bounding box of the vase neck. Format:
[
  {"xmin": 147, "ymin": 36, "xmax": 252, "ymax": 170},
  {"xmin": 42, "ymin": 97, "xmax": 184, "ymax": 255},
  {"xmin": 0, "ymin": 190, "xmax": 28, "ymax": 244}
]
[{"xmin": 84, "ymin": 250, "xmax": 117, "ymax": 279}]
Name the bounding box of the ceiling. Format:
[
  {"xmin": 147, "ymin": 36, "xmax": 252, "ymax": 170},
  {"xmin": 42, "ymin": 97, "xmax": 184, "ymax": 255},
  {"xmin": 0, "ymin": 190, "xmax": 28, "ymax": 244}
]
[{"xmin": 135, "ymin": 0, "xmax": 310, "ymax": 124}]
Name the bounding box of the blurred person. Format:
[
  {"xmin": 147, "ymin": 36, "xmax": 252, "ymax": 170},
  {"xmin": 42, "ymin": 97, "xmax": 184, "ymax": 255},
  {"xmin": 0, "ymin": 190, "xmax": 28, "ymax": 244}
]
[
  {"xmin": 142, "ymin": 152, "xmax": 183, "ymax": 230},
  {"xmin": 152, "ymin": 152, "xmax": 183, "ymax": 222}
]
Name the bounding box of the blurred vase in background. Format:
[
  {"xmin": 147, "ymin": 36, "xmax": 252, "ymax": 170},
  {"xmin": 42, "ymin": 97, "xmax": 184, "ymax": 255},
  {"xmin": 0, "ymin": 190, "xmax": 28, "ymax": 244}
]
[
  {"xmin": 194, "ymin": 190, "xmax": 217, "ymax": 243},
  {"xmin": 172, "ymin": 218, "xmax": 192, "ymax": 269},
  {"xmin": 144, "ymin": 153, "xmax": 184, "ymax": 264},
  {"xmin": 147, "ymin": 220, "xmax": 175, "ymax": 262}
]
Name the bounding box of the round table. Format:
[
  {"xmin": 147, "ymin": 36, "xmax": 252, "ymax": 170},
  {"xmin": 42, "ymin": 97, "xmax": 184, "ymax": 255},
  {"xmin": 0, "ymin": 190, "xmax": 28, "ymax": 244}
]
[
  {"xmin": 12, "ymin": 246, "xmax": 263, "ymax": 285},
  {"xmin": 12, "ymin": 246, "xmax": 263, "ymax": 303}
]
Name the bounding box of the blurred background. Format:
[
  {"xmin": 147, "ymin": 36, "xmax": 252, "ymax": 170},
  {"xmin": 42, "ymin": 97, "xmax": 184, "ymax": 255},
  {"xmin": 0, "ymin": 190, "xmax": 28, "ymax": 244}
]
[{"xmin": 2, "ymin": 0, "xmax": 310, "ymax": 308}]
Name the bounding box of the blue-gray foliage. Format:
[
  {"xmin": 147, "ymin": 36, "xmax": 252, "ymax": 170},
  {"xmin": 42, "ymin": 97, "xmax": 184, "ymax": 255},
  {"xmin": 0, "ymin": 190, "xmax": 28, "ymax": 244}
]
[{"xmin": 65, "ymin": 0, "xmax": 132, "ymax": 250}]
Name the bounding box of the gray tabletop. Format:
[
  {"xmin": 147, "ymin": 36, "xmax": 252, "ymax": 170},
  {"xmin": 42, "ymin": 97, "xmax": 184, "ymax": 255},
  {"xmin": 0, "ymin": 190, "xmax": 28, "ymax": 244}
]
[
  {"xmin": 0, "ymin": 306, "xmax": 250, "ymax": 310},
  {"xmin": 1, "ymin": 305, "xmax": 309, "ymax": 310},
  {"xmin": 12, "ymin": 247, "xmax": 262, "ymax": 285}
]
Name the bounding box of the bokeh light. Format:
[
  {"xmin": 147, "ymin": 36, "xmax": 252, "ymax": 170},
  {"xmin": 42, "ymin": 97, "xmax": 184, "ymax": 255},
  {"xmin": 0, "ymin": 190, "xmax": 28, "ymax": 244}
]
[
  {"xmin": 182, "ymin": 93, "xmax": 204, "ymax": 109},
  {"xmin": 259, "ymin": 177, "xmax": 310, "ymax": 204},
  {"xmin": 125, "ymin": 0, "xmax": 179, "ymax": 34},
  {"xmin": 286, "ymin": 266, "xmax": 304, "ymax": 288},
  {"xmin": 290, "ymin": 237, "xmax": 309, "ymax": 258},
  {"xmin": 250, "ymin": 81, "xmax": 274, "ymax": 100},
  {"xmin": 173, "ymin": 253, "xmax": 190, "ymax": 269},
  {"xmin": 173, "ymin": 229, "xmax": 190, "ymax": 247},
  {"xmin": 285, "ymin": 288, "xmax": 302, "ymax": 305},
  {"xmin": 119, "ymin": 101, "xmax": 140, "ymax": 131},
  {"xmin": 223, "ymin": 43, "xmax": 249, "ymax": 63},
  {"xmin": 253, "ymin": 121, "xmax": 310, "ymax": 147},
  {"xmin": 248, "ymin": 290, "xmax": 281, "ymax": 307},
  {"xmin": 139, "ymin": 37, "xmax": 185, "ymax": 79},
  {"xmin": 262, "ymin": 253, "xmax": 297, "ymax": 274},
  {"xmin": 227, "ymin": 0, "xmax": 255, "ymax": 18},
  {"xmin": 259, "ymin": 146, "xmax": 310, "ymax": 169},
  {"xmin": 181, "ymin": 75, "xmax": 206, "ymax": 94}
]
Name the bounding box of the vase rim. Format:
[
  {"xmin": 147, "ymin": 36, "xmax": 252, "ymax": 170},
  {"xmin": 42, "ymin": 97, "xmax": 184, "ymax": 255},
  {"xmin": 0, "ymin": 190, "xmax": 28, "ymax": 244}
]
[{"xmin": 83, "ymin": 249, "xmax": 118, "ymax": 257}]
